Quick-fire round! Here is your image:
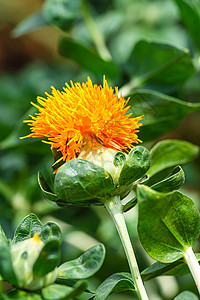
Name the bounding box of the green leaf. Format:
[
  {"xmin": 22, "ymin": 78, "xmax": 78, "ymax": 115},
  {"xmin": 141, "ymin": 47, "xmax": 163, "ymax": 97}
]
[
  {"xmin": 5, "ymin": 289, "xmax": 42, "ymax": 300},
  {"xmin": 119, "ymin": 146, "xmax": 151, "ymax": 186},
  {"xmin": 174, "ymin": 291, "xmax": 199, "ymax": 300},
  {"xmin": 137, "ymin": 185, "xmax": 200, "ymax": 263},
  {"xmin": 0, "ymin": 244, "xmax": 18, "ymax": 285},
  {"xmin": 54, "ymin": 159, "xmax": 115, "ymax": 206},
  {"xmin": 43, "ymin": 0, "xmax": 80, "ymax": 31},
  {"xmin": 123, "ymin": 166, "xmax": 184, "ymax": 212},
  {"xmin": 12, "ymin": 11, "xmax": 48, "ymax": 38},
  {"xmin": 150, "ymin": 166, "xmax": 185, "ymax": 193},
  {"xmin": 59, "ymin": 37, "xmax": 119, "ymax": 78},
  {"xmin": 40, "ymin": 222, "xmax": 62, "ymax": 246},
  {"xmin": 33, "ymin": 240, "xmax": 60, "ymax": 277},
  {"xmin": 42, "ymin": 280, "xmax": 88, "ymax": 300},
  {"xmin": 93, "ymin": 272, "xmax": 135, "ymax": 300},
  {"xmin": 38, "ymin": 172, "xmax": 59, "ymax": 202},
  {"xmin": 13, "ymin": 213, "xmax": 43, "ymax": 244},
  {"xmin": 147, "ymin": 139, "xmax": 199, "ymax": 177},
  {"xmin": 142, "ymin": 253, "xmax": 200, "ymax": 281},
  {"xmin": 127, "ymin": 90, "xmax": 200, "ymax": 142},
  {"xmin": 174, "ymin": 0, "xmax": 200, "ymax": 49},
  {"xmin": 126, "ymin": 40, "xmax": 194, "ymax": 88},
  {"xmin": 57, "ymin": 244, "xmax": 105, "ymax": 279},
  {"xmin": 42, "ymin": 284, "xmax": 73, "ymax": 300},
  {"xmin": 0, "ymin": 225, "xmax": 7, "ymax": 246}
]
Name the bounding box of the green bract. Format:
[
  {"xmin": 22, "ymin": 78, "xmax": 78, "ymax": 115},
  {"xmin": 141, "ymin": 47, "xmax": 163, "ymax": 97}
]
[
  {"xmin": 39, "ymin": 146, "xmax": 151, "ymax": 207},
  {"xmin": 118, "ymin": 146, "xmax": 151, "ymax": 186},
  {"xmin": 54, "ymin": 158, "xmax": 115, "ymax": 205}
]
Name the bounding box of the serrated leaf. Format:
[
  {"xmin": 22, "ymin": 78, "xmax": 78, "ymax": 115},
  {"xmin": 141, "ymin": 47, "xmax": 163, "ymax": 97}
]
[
  {"xmin": 12, "ymin": 11, "xmax": 48, "ymax": 38},
  {"xmin": 137, "ymin": 185, "xmax": 200, "ymax": 263},
  {"xmin": 33, "ymin": 240, "xmax": 60, "ymax": 277},
  {"xmin": 174, "ymin": 0, "xmax": 200, "ymax": 49},
  {"xmin": 174, "ymin": 291, "xmax": 199, "ymax": 300},
  {"xmin": 147, "ymin": 139, "xmax": 199, "ymax": 178},
  {"xmin": 59, "ymin": 37, "xmax": 119, "ymax": 78},
  {"xmin": 13, "ymin": 214, "xmax": 43, "ymax": 244},
  {"xmin": 54, "ymin": 159, "xmax": 115, "ymax": 206},
  {"xmin": 57, "ymin": 244, "xmax": 105, "ymax": 279},
  {"xmin": 119, "ymin": 146, "xmax": 151, "ymax": 186},
  {"xmin": 93, "ymin": 272, "xmax": 135, "ymax": 300},
  {"xmin": 142, "ymin": 253, "xmax": 200, "ymax": 281},
  {"xmin": 40, "ymin": 222, "xmax": 62, "ymax": 246},
  {"xmin": 125, "ymin": 40, "xmax": 194, "ymax": 89},
  {"xmin": 127, "ymin": 90, "xmax": 200, "ymax": 142}
]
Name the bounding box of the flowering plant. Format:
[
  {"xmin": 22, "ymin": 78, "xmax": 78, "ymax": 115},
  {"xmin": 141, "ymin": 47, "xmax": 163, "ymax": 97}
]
[{"xmin": 1, "ymin": 0, "xmax": 200, "ymax": 299}]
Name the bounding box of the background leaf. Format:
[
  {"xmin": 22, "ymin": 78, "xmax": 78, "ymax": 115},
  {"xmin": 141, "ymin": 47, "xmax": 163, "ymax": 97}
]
[
  {"xmin": 12, "ymin": 11, "xmax": 48, "ymax": 38},
  {"xmin": 127, "ymin": 90, "xmax": 200, "ymax": 142},
  {"xmin": 173, "ymin": 290, "xmax": 199, "ymax": 300},
  {"xmin": 173, "ymin": 0, "xmax": 200, "ymax": 49},
  {"xmin": 43, "ymin": 0, "xmax": 80, "ymax": 31},
  {"xmin": 59, "ymin": 37, "xmax": 119, "ymax": 78},
  {"xmin": 93, "ymin": 272, "xmax": 135, "ymax": 300},
  {"xmin": 147, "ymin": 139, "xmax": 199, "ymax": 177},
  {"xmin": 137, "ymin": 185, "xmax": 200, "ymax": 262},
  {"xmin": 125, "ymin": 40, "xmax": 194, "ymax": 89},
  {"xmin": 57, "ymin": 244, "xmax": 105, "ymax": 279}
]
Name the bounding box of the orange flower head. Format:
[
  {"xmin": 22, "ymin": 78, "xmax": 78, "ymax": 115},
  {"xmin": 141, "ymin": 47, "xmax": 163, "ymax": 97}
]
[{"xmin": 22, "ymin": 77, "xmax": 143, "ymax": 170}]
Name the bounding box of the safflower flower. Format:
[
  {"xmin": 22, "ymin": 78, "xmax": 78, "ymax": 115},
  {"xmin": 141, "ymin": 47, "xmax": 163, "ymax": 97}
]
[{"xmin": 22, "ymin": 77, "xmax": 142, "ymax": 172}]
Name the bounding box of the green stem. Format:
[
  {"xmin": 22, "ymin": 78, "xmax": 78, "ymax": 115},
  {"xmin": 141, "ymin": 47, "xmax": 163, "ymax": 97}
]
[
  {"xmin": 104, "ymin": 196, "xmax": 149, "ymax": 300},
  {"xmin": 80, "ymin": 0, "xmax": 112, "ymax": 61},
  {"xmin": 184, "ymin": 247, "xmax": 200, "ymax": 294}
]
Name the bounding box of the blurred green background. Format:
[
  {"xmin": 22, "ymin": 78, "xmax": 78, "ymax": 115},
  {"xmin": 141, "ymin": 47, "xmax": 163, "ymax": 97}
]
[{"xmin": 0, "ymin": 0, "xmax": 200, "ymax": 298}]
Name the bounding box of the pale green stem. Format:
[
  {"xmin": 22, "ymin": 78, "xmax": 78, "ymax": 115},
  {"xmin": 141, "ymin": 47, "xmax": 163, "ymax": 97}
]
[
  {"xmin": 184, "ymin": 247, "xmax": 200, "ymax": 294},
  {"xmin": 104, "ymin": 195, "xmax": 149, "ymax": 300},
  {"xmin": 80, "ymin": 0, "xmax": 112, "ymax": 61}
]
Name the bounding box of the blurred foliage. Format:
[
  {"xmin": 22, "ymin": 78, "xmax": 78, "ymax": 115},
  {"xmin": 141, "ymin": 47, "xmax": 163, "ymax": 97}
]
[{"xmin": 0, "ymin": 0, "xmax": 200, "ymax": 299}]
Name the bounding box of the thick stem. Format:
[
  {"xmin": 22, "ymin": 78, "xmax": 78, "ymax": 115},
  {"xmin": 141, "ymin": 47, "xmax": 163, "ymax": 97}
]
[
  {"xmin": 184, "ymin": 247, "xmax": 200, "ymax": 294},
  {"xmin": 104, "ymin": 196, "xmax": 149, "ymax": 300}
]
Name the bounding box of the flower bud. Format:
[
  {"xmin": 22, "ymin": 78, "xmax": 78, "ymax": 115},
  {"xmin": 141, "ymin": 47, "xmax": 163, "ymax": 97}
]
[
  {"xmin": 78, "ymin": 144, "xmax": 126, "ymax": 184},
  {"xmin": 11, "ymin": 233, "xmax": 57, "ymax": 291}
]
